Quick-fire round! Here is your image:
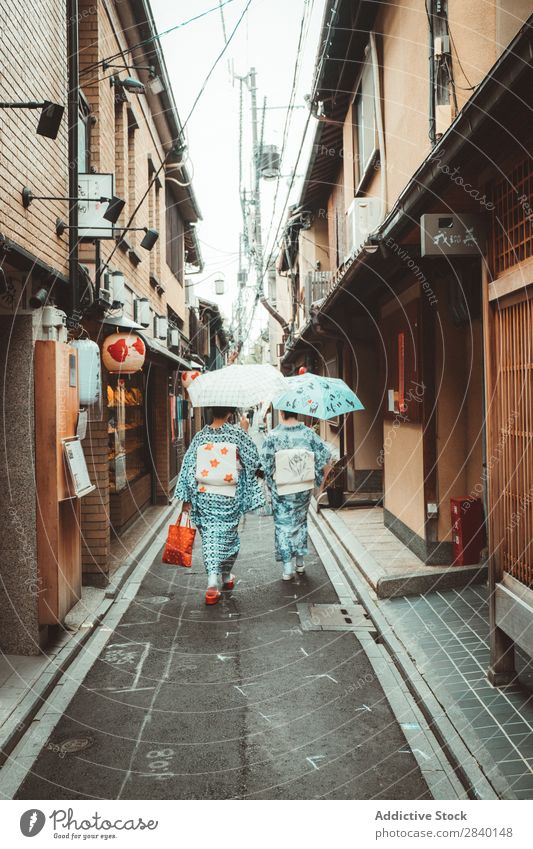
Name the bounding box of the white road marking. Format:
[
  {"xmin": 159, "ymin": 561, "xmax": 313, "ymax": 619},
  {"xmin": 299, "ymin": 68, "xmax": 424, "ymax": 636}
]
[
  {"xmin": 305, "ymin": 673, "xmax": 338, "ymax": 684},
  {"xmin": 399, "ymin": 746, "xmax": 431, "ymax": 761},
  {"xmin": 306, "ymin": 755, "xmax": 326, "ymax": 770}
]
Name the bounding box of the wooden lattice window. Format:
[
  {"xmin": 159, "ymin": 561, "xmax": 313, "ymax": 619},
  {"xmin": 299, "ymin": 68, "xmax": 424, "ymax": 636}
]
[
  {"xmin": 490, "ymin": 157, "xmax": 533, "ymax": 276},
  {"xmin": 490, "ymin": 297, "xmax": 533, "ymax": 589}
]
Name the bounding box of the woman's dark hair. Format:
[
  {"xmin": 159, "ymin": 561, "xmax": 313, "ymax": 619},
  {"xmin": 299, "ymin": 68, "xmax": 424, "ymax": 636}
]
[
  {"xmin": 211, "ymin": 406, "xmax": 236, "ymax": 419},
  {"xmin": 280, "ymin": 409, "xmax": 298, "ymax": 420}
]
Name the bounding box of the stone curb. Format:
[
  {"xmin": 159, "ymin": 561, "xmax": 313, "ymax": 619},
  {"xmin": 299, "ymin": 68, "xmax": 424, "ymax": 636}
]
[{"xmin": 0, "ymin": 501, "xmax": 176, "ymax": 770}]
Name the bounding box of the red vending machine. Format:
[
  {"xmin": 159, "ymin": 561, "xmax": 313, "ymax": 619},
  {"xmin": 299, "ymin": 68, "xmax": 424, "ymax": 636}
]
[{"xmin": 450, "ymin": 497, "xmax": 487, "ymax": 566}]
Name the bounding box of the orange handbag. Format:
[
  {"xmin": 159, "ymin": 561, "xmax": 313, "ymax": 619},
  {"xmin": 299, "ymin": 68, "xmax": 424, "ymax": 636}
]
[{"xmin": 162, "ymin": 511, "xmax": 196, "ymax": 567}]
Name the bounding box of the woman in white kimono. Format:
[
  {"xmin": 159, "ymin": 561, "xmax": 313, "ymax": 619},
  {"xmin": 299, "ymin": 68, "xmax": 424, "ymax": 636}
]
[
  {"xmin": 260, "ymin": 410, "xmax": 332, "ymax": 580},
  {"xmin": 175, "ymin": 407, "xmax": 264, "ymax": 604}
]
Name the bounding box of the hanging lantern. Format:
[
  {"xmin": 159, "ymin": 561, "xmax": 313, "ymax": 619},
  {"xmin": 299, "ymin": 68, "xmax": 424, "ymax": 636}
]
[
  {"xmin": 298, "ymin": 366, "xmax": 307, "ymax": 375},
  {"xmin": 70, "ymin": 339, "xmax": 101, "ymax": 405},
  {"xmin": 102, "ymin": 332, "xmax": 145, "ymax": 374},
  {"xmin": 181, "ymin": 370, "xmax": 201, "ymax": 389},
  {"xmin": 214, "ymin": 276, "xmax": 225, "ymax": 296}
]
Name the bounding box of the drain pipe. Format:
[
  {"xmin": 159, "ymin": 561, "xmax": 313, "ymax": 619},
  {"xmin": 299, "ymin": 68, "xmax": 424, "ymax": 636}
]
[
  {"xmin": 369, "ymin": 32, "xmax": 387, "ymax": 223},
  {"xmin": 260, "ymin": 296, "xmax": 290, "ymax": 333},
  {"xmin": 68, "ymin": 0, "xmax": 79, "ymax": 322},
  {"xmin": 428, "ymin": 0, "xmax": 436, "ymax": 146}
]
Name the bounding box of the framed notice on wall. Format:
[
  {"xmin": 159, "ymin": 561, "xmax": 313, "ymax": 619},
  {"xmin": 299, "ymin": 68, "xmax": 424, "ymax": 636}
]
[{"xmin": 63, "ymin": 437, "xmax": 96, "ymax": 498}]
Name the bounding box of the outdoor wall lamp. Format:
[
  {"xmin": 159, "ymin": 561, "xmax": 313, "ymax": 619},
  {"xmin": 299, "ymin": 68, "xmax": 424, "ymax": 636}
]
[
  {"xmin": 22, "ymin": 187, "xmax": 125, "ymax": 223},
  {"xmin": 55, "ymin": 219, "xmax": 159, "ymax": 251},
  {"xmin": 110, "ymin": 75, "xmax": 145, "ymax": 96},
  {"xmin": 0, "ymin": 100, "xmax": 64, "ymax": 139},
  {"xmin": 29, "ymin": 286, "xmax": 52, "ymax": 309}
]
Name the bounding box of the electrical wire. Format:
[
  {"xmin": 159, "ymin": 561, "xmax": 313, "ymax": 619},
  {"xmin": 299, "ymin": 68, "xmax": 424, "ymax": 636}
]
[
  {"xmin": 262, "ymin": 0, "xmax": 312, "ymax": 263},
  {"xmin": 447, "ymin": 27, "xmax": 478, "ymax": 91},
  {"xmin": 100, "ymin": 0, "xmax": 254, "ymax": 275},
  {"xmin": 80, "ymin": 0, "xmax": 238, "ymax": 77}
]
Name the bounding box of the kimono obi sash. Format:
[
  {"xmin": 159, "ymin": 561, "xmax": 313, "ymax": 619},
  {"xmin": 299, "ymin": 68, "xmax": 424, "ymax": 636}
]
[
  {"xmin": 195, "ymin": 441, "xmax": 238, "ymax": 497},
  {"xmin": 274, "ymin": 448, "xmax": 315, "ymax": 495}
]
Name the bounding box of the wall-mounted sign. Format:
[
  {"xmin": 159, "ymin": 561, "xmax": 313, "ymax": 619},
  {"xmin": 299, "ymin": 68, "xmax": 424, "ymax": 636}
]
[
  {"xmin": 420, "ymin": 213, "xmax": 486, "ymax": 257},
  {"xmin": 63, "ymin": 437, "xmax": 95, "ymax": 498},
  {"xmin": 78, "ymin": 173, "xmax": 114, "ymax": 239}
]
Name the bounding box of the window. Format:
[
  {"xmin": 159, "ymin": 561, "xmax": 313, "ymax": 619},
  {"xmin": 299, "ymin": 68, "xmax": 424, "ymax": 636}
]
[
  {"xmin": 165, "ymin": 187, "xmax": 184, "ymax": 283},
  {"xmin": 107, "ymin": 373, "xmax": 148, "ymax": 492},
  {"xmin": 78, "ymin": 91, "xmax": 91, "ymax": 172},
  {"xmin": 352, "ymin": 54, "xmax": 378, "ymax": 189}
]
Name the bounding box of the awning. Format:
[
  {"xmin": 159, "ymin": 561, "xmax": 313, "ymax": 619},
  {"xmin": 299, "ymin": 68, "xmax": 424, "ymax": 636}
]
[{"xmin": 139, "ymin": 333, "xmax": 192, "ymax": 370}]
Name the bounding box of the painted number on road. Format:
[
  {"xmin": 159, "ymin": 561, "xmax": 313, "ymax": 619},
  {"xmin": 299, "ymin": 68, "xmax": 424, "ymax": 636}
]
[{"xmin": 146, "ymin": 748, "xmax": 174, "ymax": 780}]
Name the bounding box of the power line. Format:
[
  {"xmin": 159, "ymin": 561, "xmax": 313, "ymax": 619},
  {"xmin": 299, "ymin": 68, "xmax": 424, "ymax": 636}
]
[
  {"xmin": 80, "ymin": 0, "xmax": 238, "ymax": 77},
  {"xmin": 101, "ymin": 0, "xmax": 254, "ymax": 275},
  {"xmin": 262, "ymin": 0, "xmax": 312, "ymax": 262}
]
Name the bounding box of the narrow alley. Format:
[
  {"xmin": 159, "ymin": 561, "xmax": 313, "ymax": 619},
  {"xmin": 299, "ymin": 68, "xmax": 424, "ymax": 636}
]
[{"xmin": 7, "ymin": 514, "xmax": 435, "ymax": 801}]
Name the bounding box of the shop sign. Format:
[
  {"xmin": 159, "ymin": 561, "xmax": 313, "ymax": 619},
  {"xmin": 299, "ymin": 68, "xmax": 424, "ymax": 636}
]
[{"xmin": 420, "ymin": 213, "xmax": 486, "ymax": 257}]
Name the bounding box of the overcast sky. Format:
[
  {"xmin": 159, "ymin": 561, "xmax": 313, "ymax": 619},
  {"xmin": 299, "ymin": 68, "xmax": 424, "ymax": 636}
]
[{"xmin": 151, "ymin": 0, "xmax": 325, "ymax": 348}]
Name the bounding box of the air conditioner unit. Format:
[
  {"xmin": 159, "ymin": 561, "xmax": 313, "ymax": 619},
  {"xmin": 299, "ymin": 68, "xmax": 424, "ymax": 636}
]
[
  {"xmin": 32, "ymin": 306, "xmax": 68, "ymax": 342},
  {"xmin": 168, "ymin": 328, "xmax": 180, "ymax": 347},
  {"xmin": 345, "ymin": 197, "xmax": 382, "ymax": 259},
  {"xmin": 134, "ymin": 297, "xmax": 150, "ymax": 327},
  {"xmin": 154, "ymin": 315, "xmax": 168, "ymax": 339}
]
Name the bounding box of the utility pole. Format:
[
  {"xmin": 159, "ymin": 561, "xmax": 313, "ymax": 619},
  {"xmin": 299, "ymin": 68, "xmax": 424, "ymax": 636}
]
[{"xmin": 248, "ymin": 67, "xmax": 264, "ymax": 297}]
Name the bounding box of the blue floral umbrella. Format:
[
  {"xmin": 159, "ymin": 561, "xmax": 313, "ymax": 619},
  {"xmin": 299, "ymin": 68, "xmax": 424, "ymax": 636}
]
[{"xmin": 272, "ymin": 373, "xmax": 364, "ymax": 420}]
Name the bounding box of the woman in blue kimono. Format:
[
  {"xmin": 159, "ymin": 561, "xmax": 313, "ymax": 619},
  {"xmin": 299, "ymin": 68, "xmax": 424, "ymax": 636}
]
[
  {"xmin": 260, "ymin": 410, "xmax": 332, "ymax": 580},
  {"xmin": 175, "ymin": 407, "xmax": 264, "ymax": 604}
]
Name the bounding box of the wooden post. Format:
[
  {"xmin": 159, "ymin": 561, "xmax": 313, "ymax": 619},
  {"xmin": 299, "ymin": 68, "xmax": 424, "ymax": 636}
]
[{"xmin": 482, "ymin": 262, "xmax": 516, "ymax": 684}]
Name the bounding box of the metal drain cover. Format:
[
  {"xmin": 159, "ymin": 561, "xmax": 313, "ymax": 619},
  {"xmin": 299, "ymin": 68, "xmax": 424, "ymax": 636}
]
[
  {"xmin": 297, "ymin": 603, "xmax": 375, "ymax": 632},
  {"xmin": 57, "ymin": 737, "xmax": 94, "ymax": 755}
]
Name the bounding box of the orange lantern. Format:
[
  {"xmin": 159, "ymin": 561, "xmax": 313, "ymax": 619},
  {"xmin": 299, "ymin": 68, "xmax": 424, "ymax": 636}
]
[
  {"xmin": 181, "ymin": 370, "xmax": 201, "ymax": 388},
  {"xmin": 102, "ymin": 332, "xmax": 146, "ymax": 374},
  {"xmin": 298, "ymin": 366, "xmax": 307, "ymax": 375}
]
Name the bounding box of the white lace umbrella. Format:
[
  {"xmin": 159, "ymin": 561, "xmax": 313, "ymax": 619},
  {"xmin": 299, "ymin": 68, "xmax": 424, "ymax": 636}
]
[{"xmin": 186, "ymin": 363, "xmax": 287, "ymax": 408}]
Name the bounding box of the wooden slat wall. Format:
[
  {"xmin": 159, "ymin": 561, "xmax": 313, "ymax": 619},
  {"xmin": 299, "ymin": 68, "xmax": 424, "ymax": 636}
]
[{"xmin": 491, "ymin": 298, "xmax": 533, "ymax": 588}]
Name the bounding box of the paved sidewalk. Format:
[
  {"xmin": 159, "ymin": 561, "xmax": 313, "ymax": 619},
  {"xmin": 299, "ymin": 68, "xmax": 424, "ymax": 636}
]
[
  {"xmin": 321, "ymin": 506, "xmax": 486, "ymax": 597},
  {"xmin": 0, "ymin": 504, "xmax": 175, "ymax": 765},
  {"xmin": 383, "ymin": 588, "xmax": 533, "ymax": 800},
  {"xmin": 316, "ymin": 508, "xmax": 533, "ymax": 799}
]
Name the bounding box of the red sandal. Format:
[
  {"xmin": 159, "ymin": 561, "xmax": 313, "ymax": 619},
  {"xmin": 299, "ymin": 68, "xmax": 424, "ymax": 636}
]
[
  {"xmin": 205, "ymin": 587, "xmax": 221, "ymax": 605},
  {"xmin": 222, "ymin": 573, "xmax": 235, "ymax": 590}
]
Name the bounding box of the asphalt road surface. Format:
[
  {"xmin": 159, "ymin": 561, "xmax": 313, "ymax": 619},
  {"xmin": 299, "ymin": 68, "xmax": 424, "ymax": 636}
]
[{"xmin": 16, "ymin": 513, "xmax": 431, "ymax": 800}]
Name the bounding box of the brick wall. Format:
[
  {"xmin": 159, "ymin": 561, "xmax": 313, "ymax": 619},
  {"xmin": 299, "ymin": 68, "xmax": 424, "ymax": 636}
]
[
  {"xmin": 0, "ymin": 0, "xmax": 69, "ymax": 272},
  {"xmin": 150, "ymin": 365, "xmax": 170, "ymax": 504},
  {"xmin": 77, "ymin": 0, "xmax": 187, "ymax": 325},
  {"xmin": 80, "ymin": 418, "xmax": 111, "ymax": 586}
]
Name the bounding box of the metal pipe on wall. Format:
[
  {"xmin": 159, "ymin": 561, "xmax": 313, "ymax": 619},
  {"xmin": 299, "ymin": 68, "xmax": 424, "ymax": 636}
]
[{"xmin": 68, "ymin": 0, "xmax": 80, "ymax": 321}]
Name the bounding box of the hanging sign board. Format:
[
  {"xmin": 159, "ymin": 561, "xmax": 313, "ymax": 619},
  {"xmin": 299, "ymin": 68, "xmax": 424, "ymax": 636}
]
[
  {"xmin": 420, "ymin": 213, "xmax": 486, "ymax": 257},
  {"xmin": 63, "ymin": 437, "xmax": 95, "ymax": 498},
  {"xmin": 78, "ymin": 173, "xmax": 114, "ymax": 239}
]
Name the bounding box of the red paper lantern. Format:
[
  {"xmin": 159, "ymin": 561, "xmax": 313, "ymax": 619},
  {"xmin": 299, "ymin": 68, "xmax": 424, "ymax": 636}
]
[
  {"xmin": 102, "ymin": 332, "xmax": 145, "ymax": 374},
  {"xmin": 181, "ymin": 370, "xmax": 201, "ymax": 388},
  {"xmin": 298, "ymin": 366, "xmax": 307, "ymax": 375}
]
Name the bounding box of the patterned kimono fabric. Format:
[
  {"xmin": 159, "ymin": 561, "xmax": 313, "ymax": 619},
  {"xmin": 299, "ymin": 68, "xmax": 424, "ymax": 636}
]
[
  {"xmin": 175, "ymin": 424, "xmax": 264, "ymax": 576},
  {"xmin": 260, "ymin": 423, "xmax": 331, "ymax": 562}
]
